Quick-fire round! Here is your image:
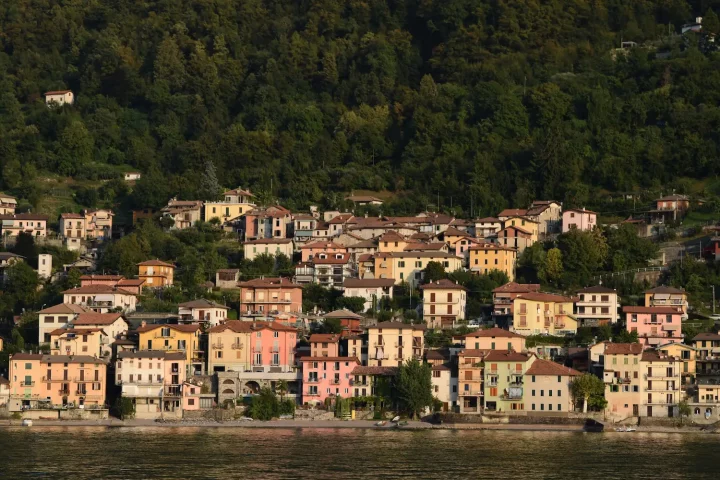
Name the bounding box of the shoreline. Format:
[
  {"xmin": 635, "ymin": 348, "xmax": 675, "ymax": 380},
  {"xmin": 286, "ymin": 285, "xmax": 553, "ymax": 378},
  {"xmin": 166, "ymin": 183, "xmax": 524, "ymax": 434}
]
[{"xmin": 0, "ymin": 418, "xmax": 715, "ymax": 434}]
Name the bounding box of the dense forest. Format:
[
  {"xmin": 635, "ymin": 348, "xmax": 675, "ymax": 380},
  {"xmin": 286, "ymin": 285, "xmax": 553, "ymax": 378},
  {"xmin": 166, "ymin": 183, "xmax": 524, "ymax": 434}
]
[{"xmin": 2, "ymin": 0, "xmax": 720, "ymax": 215}]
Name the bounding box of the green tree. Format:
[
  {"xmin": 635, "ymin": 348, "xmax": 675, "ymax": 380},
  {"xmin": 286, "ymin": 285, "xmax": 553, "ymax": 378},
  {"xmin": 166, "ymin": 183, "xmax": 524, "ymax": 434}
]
[
  {"xmin": 422, "ymin": 261, "xmax": 446, "ymax": 284},
  {"xmin": 337, "ymin": 296, "xmax": 366, "ymax": 313},
  {"xmin": 615, "ymin": 330, "xmax": 639, "ymax": 343},
  {"xmin": 678, "ymin": 400, "xmax": 691, "ymax": 425},
  {"xmin": 539, "ymin": 248, "xmax": 563, "ymax": 285},
  {"xmin": 197, "ymin": 160, "xmax": 222, "ymax": 201},
  {"xmin": 394, "ymin": 358, "xmax": 433, "ymax": 419},
  {"xmin": 704, "ymin": 8, "xmax": 720, "ymax": 36},
  {"xmin": 248, "ymin": 387, "xmax": 280, "ymax": 420},
  {"xmin": 570, "ymin": 373, "xmax": 606, "ymax": 413},
  {"xmin": 5, "ymin": 262, "xmax": 40, "ymax": 311},
  {"xmin": 276, "ymin": 380, "xmax": 289, "ymax": 402},
  {"xmin": 112, "ymin": 397, "xmax": 136, "ymax": 420}
]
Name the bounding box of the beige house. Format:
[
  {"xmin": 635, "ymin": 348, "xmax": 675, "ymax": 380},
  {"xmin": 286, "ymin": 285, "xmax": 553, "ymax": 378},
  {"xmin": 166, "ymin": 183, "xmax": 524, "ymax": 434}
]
[
  {"xmin": 243, "ymin": 238, "xmax": 293, "ymax": 261},
  {"xmin": 161, "ymin": 199, "xmax": 203, "ymax": 229},
  {"xmin": 38, "ymin": 303, "xmax": 91, "ymax": 344},
  {"xmin": 645, "ymin": 286, "xmax": 688, "ymax": 315},
  {"xmin": 0, "ymin": 192, "xmax": 17, "ymax": 214},
  {"xmin": 575, "ymin": 285, "xmax": 619, "ymax": 326},
  {"xmin": 473, "ymin": 217, "xmax": 502, "ymax": 238},
  {"xmin": 0, "ymin": 213, "xmax": 49, "ymax": 237},
  {"xmin": 367, "ymin": 322, "xmax": 425, "ymax": 367},
  {"xmin": 84, "ymin": 209, "xmax": 113, "ymax": 240},
  {"xmin": 49, "ymin": 328, "xmax": 109, "ymax": 358},
  {"xmin": 524, "ymin": 359, "xmax": 581, "ymax": 414},
  {"xmin": 373, "ymin": 251, "xmax": 463, "ymax": 288},
  {"xmin": 44, "ymin": 89, "xmax": 74, "ymax": 106},
  {"xmin": 639, "ymin": 350, "xmax": 682, "ymax": 418},
  {"xmin": 342, "ymin": 278, "xmax": 395, "ymax": 312},
  {"xmin": 59, "ymin": 213, "xmax": 86, "ymax": 239},
  {"xmin": 526, "ymin": 200, "xmax": 562, "ymax": 236},
  {"xmin": 462, "ymin": 327, "xmax": 526, "ymax": 352},
  {"xmin": 457, "ymin": 349, "xmax": 487, "ymax": 413},
  {"xmin": 178, "ymin": 299, "xmax": 229, "ymax": 326},
  {"xmin": 602, "ymin": 343, "xmax": 643, "ymax": 418},
  {"xmin": 511, "ymin": 292, "xmax": 577, "ymax": 336},
  {"xmin": 70, "ymin": 313, "xmax": 129, "ymax": 343},
  {"xmin": 63, "ymin": 285, "xmax": 137, "ymax": 313},
  {"xmin": 420, "ymin": 279, "xmax": 467, "ymax": 329},
  {"xmin": 215, "ymin": 269, "xmax": 240, "ymax": 288}
]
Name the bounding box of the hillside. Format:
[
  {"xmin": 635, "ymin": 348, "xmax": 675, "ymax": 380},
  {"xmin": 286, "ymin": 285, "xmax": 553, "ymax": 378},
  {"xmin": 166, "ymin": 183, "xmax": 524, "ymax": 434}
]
[{"xmin": 2, "ymin": 0, "xmax": 720, "ymax": 216}]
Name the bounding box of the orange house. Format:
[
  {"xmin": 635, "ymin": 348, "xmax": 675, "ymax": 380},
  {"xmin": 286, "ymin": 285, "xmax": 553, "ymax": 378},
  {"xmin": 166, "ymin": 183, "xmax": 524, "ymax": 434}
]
[{"xmin": 137, "ymin": 259, "xmax": 175, "ymax": 287}]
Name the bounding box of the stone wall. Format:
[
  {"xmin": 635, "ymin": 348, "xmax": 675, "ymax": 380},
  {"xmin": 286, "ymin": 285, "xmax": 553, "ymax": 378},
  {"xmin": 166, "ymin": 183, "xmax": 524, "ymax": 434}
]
[
  {"xmin": 436, "ymin": 412, "xmax": 589, "ymax": 425},
  {"xmin": 183, "ymin": 407, "xmax": 245, "ymax": 421},
  {"xmin": 294, "ymin": 409, "xmax": 335, "ymax": 421}
]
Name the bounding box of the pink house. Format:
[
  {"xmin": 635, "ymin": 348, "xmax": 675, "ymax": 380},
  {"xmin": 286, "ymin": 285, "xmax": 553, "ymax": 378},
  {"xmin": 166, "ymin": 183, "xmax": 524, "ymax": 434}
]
[
  {"xmin": 622, "ymin": 306, "xmax": 683, "ymax": 347},
  {"xmin": 562, "ymin": 208, "xmax": 597, "ymax": 232},
  {"xmin": 239, "ymin": 205, "xmax": 292, "ymax": 240},
  {"xmin": 248, "ymin": 322, "xmax": 298, "ymax": 370},
  {"xmin": 237, "ymin": 277, "xmax": 303, "ymax": 314},
  {"xmin": 300, "ymin": 241, "xmax": 347, "ymax": 262},
  {"xmin": 301, "ymin": 356, "xmax": 360, "ymax": 405},
  {"xmin": 309, "ymin": 334, "xmax": 341, "ymax": 356}
]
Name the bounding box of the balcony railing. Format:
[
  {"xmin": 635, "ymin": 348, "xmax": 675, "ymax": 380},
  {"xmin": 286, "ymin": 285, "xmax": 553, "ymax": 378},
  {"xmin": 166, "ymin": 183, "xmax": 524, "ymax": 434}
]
[
  {"xmin": 20, "ymin": 381, "xmax": 35, "ymax": 387},
  {"xmin": 58, "ymin": 389, "xmax": 70, "ymax": 395},
  {"xmin": 645, "ymin": 373, "xmax": 675, "ymax": 379},
  {"xmin": 231, "ymin": 342, "xmax": 243, "ymax": 350},
  {"xmin": 306, "ymin": 378, "xmax": 319, "ymax": 383},
  {"xmin": 460, "ymin": 390, "xmax": 483, "ymax": 396},
  {"xmin": 211, "ymin": 343, "xmax": 224, "ymax": 349}
]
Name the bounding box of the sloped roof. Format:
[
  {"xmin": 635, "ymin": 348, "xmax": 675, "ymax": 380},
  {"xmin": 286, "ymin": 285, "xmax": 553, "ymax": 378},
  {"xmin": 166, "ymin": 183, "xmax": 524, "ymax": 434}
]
[
  {"xmin": 692, "ymin": 332, "xmax": 720, "ymax": 341},
  {"xmin": 343, "ymin": 278, "xmax": 395, "ymax": 288},
  {"xmin": 300, "ymin": 241, "xmax": 346, "ymax": 250},
  {"xmin": 38, "ymin": 304, "xmax": 91, "ymax": 315},
  {"xmin": 179, "ymin": 299, "xmax": 228, "ymax": 310},
  {"xmin": 309, "ymin": 334, "xmax": 341, "ymax": 343},
  {"xmin": 493, "ymin": 282, "xmax": 541, "ymax": 294},
  {"xmin": 237, "ymin": 277, "xmax": 300, "ymax": 288},
  {"xmin": 604, "ymin": 343, "xmax": 643, "ymax": 355},
  {"xmin": 443, "ymin": 226, "xmax": 470, "ymax": 237},
  {"xmin": 525, "ymin": 359, "xmax": 581, "ymax": 376},
  {"xmin": 419, "ymin": 279, "xmax": 467, "ymax": 291},
  {"xmin": 63, "ymin": 285, "xmax": 136, "ymax": 296},
  {"xmin": 465, "ymin": 327, "xmax": 525, "ymax": 339},
  {"xmin": 72, "ymin": 313, "xmax": 125, "ymax": 326},
  {"xmin": 136, "ymin": 324, "xmax": 201, "ymax": 333},
  {"xmin": 137, "ymin": 259, "xmax": 175, "ymax": 267},
  {"xmin": 324, "ymin": 309, "xmax": 364, "ymax": 320},
  {"xmin": 80, "ymin": 275, "xmax": 124, "ymax": 281},
  {"xmin": 118, "ymin": 351, "xmax": 186, "ymax": 360},
  {"xmin": 515, "ymin": 292, "xmax": 574, "ymax": 303},
  {"xmin": 243, "ymin": 238, "xmax": 293, "ymax": 245},
  {"xmin": 484, "ymin": 350, "xmax": 532, "ymax": 362},
  {"xmin": 369, "ymin": 321, "xmax": 426, "ymax": 331},
  {"xmin": 622, "ymin": 306, "xmax": 681, "ymax": 314},
  {"xmin": 645, "ymin": 286, "xmax": 685, "ymax": 294},
  {"xmin": 578, "ymin": 285, "xmax": 616, "ymax": 293},
  {"xmin": 351, "ymin": 366, "xmax": 399, "ymax": 376},
  {"xmin": 498, "ymin": 209, "xmax": 528, "ymax": 217}
]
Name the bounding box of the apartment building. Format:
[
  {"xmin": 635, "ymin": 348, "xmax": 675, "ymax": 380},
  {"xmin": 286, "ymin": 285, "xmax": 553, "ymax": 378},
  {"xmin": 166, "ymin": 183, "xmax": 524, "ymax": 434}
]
[
  {"xmin": 342, "ymin": 278, "xmax": 395, "ymax": 312},
  {"xmin": 178, "ymin": 299, "xmax": 229, "ymax": 326},
  {"xmin": 468, "ymin": 244, "xmax": 516, "ymax": 281},
  {"xmin": 420, "ymin": 279, "xmax": 467, "ymax": 329},
  {"xmin": 0, "ymin": 213, "xmax": 48, "ymax": 237},
  {"xmin": 138, "ymin": 259, "xmax": 175, "ymax": 287},
  {"xmin": 622, "ymin": 306, "xmax": 683, "ymax": 347},
  {"xmin": 644, "ymin": 286, "xmax": 688, "ymax": 315},
  {"xmin": 243, "ymin": 238, "xmax": 293, "ymax": 261},
  {"xmin": 49, "ymin": 328, "xmax": 109, "ymax": 358},
  {"xmin": 374, "ymin": 251, "xmax": 463, "ymax": 288},
  {"xmin": 602, "ymin": 343, "xmax": 643, "ymax": 418},
  {"xmin": 511, "ymin": 292, "xmax": 577, "ymax": 336},
  {"xmin": 367, "ymin": 322, "xmax": 425, "ymax": 367},
  {"xmin": 203, "ymin": 187, "xmax": 256, "ymax": 223},
  {"xmin": 483, "ymin": 350, "xmax": 535, "ymax": 413},
  {"xmin": 524, "ymin": 359, "xmax": 581, "ymax": 414},
  {"xmin": 62, "ymin": 285, "xmax": 137, "ymax": 313},
  {"xmin": 575, "ymin": 285, "xmax": 619, "ymax": 326},
  {"xmin": 458, "ymin": 349, "xmax": 487, "ymax": 413},
  {"xmin": 38, "ymin": 303, "xmax": 90, "ymax": 344},
  {"xmin": 562, "ymin": 208, "xmax": 597, "ymax": 232},
  {"xmin": 462, "ymin": 327, "xmax": 526, "ymax": 352},
  {"xmin": 161, "ymin": 199, "xmax": 203, "ymax": 229},
  {"xmin": 136, "ymin": 324, "xmax": 203, "ymax": 376},
  {"xmin": 301, "ymin": 355, "xmax": 360, "ymax": 405},
  {"xmin": 237, "ymin": 277, "xmax": 303, "ymax": 315}
]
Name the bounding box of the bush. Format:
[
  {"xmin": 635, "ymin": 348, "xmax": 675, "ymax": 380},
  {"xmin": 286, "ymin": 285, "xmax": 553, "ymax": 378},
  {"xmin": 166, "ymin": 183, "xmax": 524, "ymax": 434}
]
[
  {"xmin": 279, "ymin": 399, "xmax": 296, "ymax": 416},
  {"xmin": 112, "ymin": 397, "xmax": 135, "ymax": 420},
  {"xmin": 248, "ymin": 388, "xmax": 279, "ymax": 420}
]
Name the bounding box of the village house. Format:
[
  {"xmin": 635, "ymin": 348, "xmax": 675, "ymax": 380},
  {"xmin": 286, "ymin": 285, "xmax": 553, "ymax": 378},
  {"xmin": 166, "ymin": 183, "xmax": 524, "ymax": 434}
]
[
  {"xmin": 243, "ymin": 238, "xmax": 293, "ymax": 261},
  {"xmin": 495, "ymin": 225, "xmax": 535, "ymax": 254},
  {"xmin": 462, "ymin": 327, "xmax": 527, "ymax": 352},
  {"xmin": 132, "ymin": 208, "xmax": 154, "ymax": 225},
  {"xmin": 691, "ymin": 333, "xmax": 720, "ymax": 385},
  {"xmin": 420, "ymin": 279, "xmax": 467, "ymax": 329},
  {"xmin": 491, "ymin": 282, "xmax": 541, "ymax": 325},
  {"xmin": 373, "ymin": 251, "xmax": 462, "ymax": 288},
  {"xmin": 49, "ymin": 328, "xmax": 109, "ymax": 358},
  {"xmin": 562, "ymin": 208, "xmax": 597, "ymax": 232},
  {"xmin": 136, "ymin": 323, "xmax": 203, "ymax": 376},
  {"xmin": 345, "ymin": 195, "xmax": 384, "ymax": 207},
  {"xmin": 473, "ymin": 217, "xmax": 502, "ymax": 238},
  {"xmin": 483, "ymin": 350, "xmax": 535, "ymax": 413},
  {"xmin": 345, "ymin": 238, "xmax": 378, "ymax": 262},
  {"xmin": 367, "ymin": 322, "xmax": 424, "ymax": 367},
  {"xmin": 178, "ymin": 299, "xmax": 229, "ymax": 326},
  {"xmin": 650, "ymin": 194, "xmax": 690, "ymax": 224},
  {"xmin": 294, "ymin": 252, "xmax": 354, "ymax": 289},
  {"xmin": 425, "ymin": 350, "xmax": 453, "ymax": 411},
  {"xmin": 62, "ymin": 285, "xmax": 137, "ymax": 313},
  {"xmin": 342, "ymin": 278, "xmax": 395, "ymax": 312},
  {"xmin": 183, "ymin": 380, "xmax": 216, "ymax": 412},
  {"xmin": 503, "ymin": 216, "xmax": 540, "ymax": 240},
  {"xmin": 38, "ymin": 304, "xmax": 91, "ymax": 344},
  {"xmin": 457, "ymin": 348, "xmax": 488, "ymax": 413},
  {"xmin": 468, "ymin": 243, "xmax": 517, "ymax": 281},
  {"xmin": 300, "ymin": 241, "xmax": 347, "ymax": 262},
  {"xmin": 79, "ymin": 275, "xmax": 145, "ymax": 295},
  {"xmin": 601, "ymin": 342, "xmax": 643, "ymax": 417},
  {"xmin": 645, "ymin": 286, "xmax": 688, "ymax": 315},
  {"xmin": 115, "ymin": 351, "xmax": 187, "ymax": 419},
  {"xmin": 59, "ymin": 213, "xmax": 86, "ymax": 243},
  {"xmin": 84, "ymin": 209, "xmax": 113, "ymax": 240},
  {"xmin": 322, "ymin": 310, "xmax": 365, "ymax": 337},
  {"xmin": 497, "ymin": 209, "xmax": 528, "ymax": 222},
  {"xmin": 207, "ymin": 321, "xmax": 297, "ymax": 374},
  {"xmin": 0, "ymin": 192, "xmax": 17, "ymax": 214},
  {"xmin": 511, "ymin": 292, "xmax": 577, "ymax": 336},
  {"xmin": 622, "ymin": 306, "xmax": 683, "ymax": 347},
  {"xmin": 327, "ymin": 213, "xmax": 354, "ymax": 236},
  {"xmin": 123, "ymin": 172, "xmax": 141, "ymax": 181},
  {"xmin": 525, "ymin": 200, "xmax": 563, "ymax": 236},
  {"xmin": 138, "ymin": 259, "xmax": 175, "ymax": 287},
  {"xmin": 640, "ymin": 350, "xmax": 682, "ymax": 418},
  {"xmin": 8, "ymin": 353, "xmax": 107, "ymax": 411},
  {"xmin": 657, "ymin": 342, "xmax": 696, "ymax": 387},
  {"xmin": 44, "ymin": 90, "xmax": 74, "ymax": 106},
  {"xmin": 237, "ymin": 205, "xmax": 292, "ymax": 240},
  {"xmin": 215, "ymin": 269, "xmax": 240, "ymax": 289},
  {"xmin": 203, "ymin": 187, "xmax": 256, "ymax": 223},
  {"xmin": 237, "ymin": 277, "xmax": 303, "ymax": 316},
  {"xmin": 161, "ymin": 199, "xmax": 203, "ymax": 229},
  {"xmin": 309, "ymin": 333, "xmax": 341, "ymax": 357},
  {"xmin": 575, "ymin": 285, "xmax": 619, "ymax": 326},
  {"xmin": 524, "ymin": 359, "xmax": 581, "ymax": 414},
  {"xmin": 351, "ymin": 365, "xmax": 398, "ymax": 399},
  {"xmin": 301, "ymin": 341, "xmax": 360, "ymax": 405},
  {"xmin": 345, "ymin": 219, "xmax": 418, "ymax": 240},
  {"xmin": 292, "ymin": 214, "xmax": 320, "ymax": 246},
  {"xmin": 440, "ymin": 226, "xmax": 471, "ymax": 248},
  {"xmin": 70, "ymin": 312, "xmax": 129, "ymax": 344},
  {"xmin": 0, "ymin": 213, "xmax": 49, "ymax": 237}
]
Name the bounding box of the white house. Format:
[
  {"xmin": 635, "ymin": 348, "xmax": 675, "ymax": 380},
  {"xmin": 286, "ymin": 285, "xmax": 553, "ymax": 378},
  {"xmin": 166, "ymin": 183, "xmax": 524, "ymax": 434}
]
[
  {"xmin": 69, "ymin": 312, "xmax": 129, "ymax": 343},
  {"xmin": 243, "ymin": 238, "xmax": 294, "ymax": 261},
  {"xmin": 38, "ymin": 303, "xmax": 91, "ymax": 344},
  {"xmin": 124, "ymin": 172, "xmax": 142, "ymax": 181},
  {"xmin": 44, "ymin": 90, "xmax": 74, "ymax": 106},
  {"xmin": 178, "ymin": 299, "xmax": 229, "ymax": 327},
  {"xmin": 342, "ymin": 278, "xmax": 395, "ymax": 312},
  {"xmin": 562, "ymin": 208, "xmax": 597, "ymax": 233},
  {"xmin": 62, "ymin": 285, "xmax": 138, "ymax": 313}
]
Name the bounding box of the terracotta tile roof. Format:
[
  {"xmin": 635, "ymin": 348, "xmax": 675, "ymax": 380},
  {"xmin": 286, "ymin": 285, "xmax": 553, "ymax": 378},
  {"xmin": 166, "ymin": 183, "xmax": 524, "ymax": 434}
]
[
  {"xmin": 693, "ymin": 332, "xmax": 720, "ymax": 341},
  {"xmin": 378, "ymin": 231, "xmax": 406, "ymax": 242},
  {"xmin": 137, "ymin": 259, "xmax": 175, "ymax": 267},
  {"xmin": 468, "ymin": 243, "xmax": 517, "ymax": 252},
  {"xmin": 431, "ymin": 364, "xmax": 451, "ymax": 371},
  {"xmin": 0, "ymin": 376, "xmax": 8, "ymax": 385},
  {"xmin": 328, "ymin": 214, "xmax": 354, "ymax": 224},
  {"xmin": 357, "ymin": 254, "xmax": 374, "ymax": 262},
  {"xmin": 0, "ymin": 252, "xmax": 23, "ymax": 260},
  {"xmin": 310, "ymin": 253, "xmax": 351, "ymax": 265},
  {"xmin": 62, "ymin": 285, "xmax": 137, "ymax": 296},
  {"xmin": 72, "ymin": 313, "xmax": 125, "ymax": 326},
  {"xmin": 515, "ymin": 292, "xmax": 574, "ymax": 303},
  {"xmin": 346, "ymin": 195, "xmax": 383, "ymax": 202},
  {"xmin": 216, "ymin": 269, "xmax": 239, "ymax": 274},
  {"xmin": 11, "ymin": 353, "xmax": 44, "ymax": 360},
  {"xmin": 498, "ymin": 209, "xmax": 528, "ymax": 217},
  {"xmin": 309, "ymin": 334, "xmax": 341, "ymax": 343},
  {"xmin": 38, "ymin": 303, "xmax": 90, "ymax": 315},
  {"xmin": 117, "ymin": 279, "xmax": 146, "ymax": 286},
  {"xmin": 343, "ymin": 278, "xmax": 395, "ymax": 288},
  {"xmin": 465, "ymin": 327, "xmax": 525, "ymax": 339},
  {"xmin": 484, "ymin": 350, "xmax": 532, "ymax": 362},
  {"xmin": 212, "ymin": 321, "xmax": 296, "ymax": 333},
  {"xmin": 300, "ymin": 241, "xmax": 346, "ymax": 250},
  {"xmin": 45, "ymin": 90, "xmax": 72, "ymax": 95},
  {"xmin": 403, "ymin": 242, "xmax": 447, "ymax": 252},
  {"xmin": 369, "ymin": 321, "xmax": 426, "ymax": 331},
  {"xmin": 564, "ymin": 208, "xmax": 597, "ymax": 215},
  {"xmin": 136, "ymin": 324, "xmax": 201, "ymax": 333},
  {"xmin": 243, "ymin": 238, "xmax": 293, "ymax": 245},
  {"xmin": 443, "ymin": 226, "xmax": 470, "ymax": 237},
  {"xmin": 237, "ymin": 277, "xmax": 301, "ymax": 288},
  {"xmin": 60, "ymin": 213, "xmax": 84, "ymax": 219},
  {"xmin": 43, "ymin": 355, "xmax": 108, "ymax": 364},
  {"xmin": 641, "ymin": 351, "xmax": 679, "ymax": 362},
  {"xmin": 179, "ymin": 299, "xmax": 228, "ymax": 309},
  {"xmin": 476, "ymin": 217, "xmax": 501, "ymax": 223},
  {"xmin": 604, "ymin": 343, "xmax": 643, "ymax": 355},
  {"xmin": 118, "ymin": 350, "xmax": 186, "ymax": 360},
  {"xmin": 223, "ymin": 187, "xmax": 254, "ymax": 197},
  {"xmin": 49, "ymin": 328, "xmax": 105, "ymax": 337},
  {"xmin": 425, "ymin": 350, "xmax": 447, "ymax": 361},
  {"xmin": 493, "ymin": 282, "xmax": 541, "ymax": 294},
  {"xmin": 500, "ymin": 226, "xmax": 533, "ymax": 235},
  {"xmin": 419, "ymin": 279, "xmax": 467, "ymax": 291},
  {"xmin": 622, "ymin": 306, "xmax": 682, "ymax": 314},
  {"xmin": 375, "ymin": 251, "xmax": 458, "ymax": 259},
  {"xmin": 458, "ymin": 348, "xmax": 492, "ymax": 358},
  {"xmin": 324, "ymin": 309, "xmax": 364, "ymax": 319},
  {"xmin": 645, "ymin": 286, "xmax": 685, "ymax": 294},
  {"xmin": 0, "ymin": 213, "xmax": 49, "ymax": 221},
  {"xmin": 577, "ymin": 285, "xmax": 616, "ymax": 293},
  {"xmin": 525, "ymin": 359, "xmax": 581, "ymax": 376},
  {"xmin": 351, "ymin": 365, "xmax": 399, "ymax": 376},
  {"xmin": 409, "ymin": 232, "xmax": 432, "ymax": 240},
  {"xmin": 80, "ymin": 275, "xmax": 124, "ymax": 281},
  {"xmin": 347, "ymin": 239, "xmax": 377, "ymax": 249}
]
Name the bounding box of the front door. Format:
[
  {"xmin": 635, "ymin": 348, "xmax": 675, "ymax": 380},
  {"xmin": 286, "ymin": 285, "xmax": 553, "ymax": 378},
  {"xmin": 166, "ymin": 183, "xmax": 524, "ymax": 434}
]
[
  {"xmin": 633, "ymin": 404, "xmax": 639, "ymax": 416},
  {"xmin": 647, "ymin": 406, "xmax": 653, "ymax": 417}
]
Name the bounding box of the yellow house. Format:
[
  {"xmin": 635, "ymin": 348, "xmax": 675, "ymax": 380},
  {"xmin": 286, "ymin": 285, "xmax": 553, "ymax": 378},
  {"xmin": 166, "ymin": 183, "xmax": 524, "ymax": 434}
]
[
  {"xmin": 374, "ymin": 252, "xmax": 462, "ymax": 288},
  {"xmin": 524, "ymin": 359, "xmax": 581, "ymax": 414},
  {"xmin": 512, "ymin": 292, "xmax": 577, "ymax": 336},
  {"xmin": 644, "ymin": 286, "xmax": 688, "ymax": 315},
  {"xmin": 483, "ymin": 350, "xmax": 535, "ymax": 413},
  {"xmin": 657, "ymin": 342, "xmax": 696, "ymax": 386},
  {"xmin": 463, "ymin": 327, "xmax": 526, "ymax": 352},
  {"xmin": 49, "ymin": 328, "xmax": 109, "ymax": 358},
  {"xmin": 503, "ymin": 216, "xmax": 539, "ymax": 241},
  {"xmin": 137, "ymin": 259, "xmax": 175, "ymax": 287},
  {"xmin": 136, "ymin": 324, "xmax": 202, "ymax": 376},
  {"xmin": 458, "ymin": 349, "xmax": 486, "ymax": 413},
  {"xmin": 367, "ymin": 321, "xmax": 425, "ymax": 367},
  {"xmin": 468, "ymin": 244, "xmax": 516, "ymax": 281},
  {"xmin": 376, "ymin": 231, "xmax": 409, "ymax": 253},
  {"xmin": 204, "ymin": 187, "xmax": 256, "ymax": 223},
  {"xmin": 441, "ymin": 226, "xmax": 471, "ymax": 247},
  {"xmin": 206, "ymin": 321, "xmax": 253, "ymax": 373}
]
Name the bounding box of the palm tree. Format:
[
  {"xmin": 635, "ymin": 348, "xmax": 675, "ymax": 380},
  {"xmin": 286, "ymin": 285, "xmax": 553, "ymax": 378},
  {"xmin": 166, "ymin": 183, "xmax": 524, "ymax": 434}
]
[{"xmin": 277, "ymin": 380, "xmax": 289, "ymax": 402}]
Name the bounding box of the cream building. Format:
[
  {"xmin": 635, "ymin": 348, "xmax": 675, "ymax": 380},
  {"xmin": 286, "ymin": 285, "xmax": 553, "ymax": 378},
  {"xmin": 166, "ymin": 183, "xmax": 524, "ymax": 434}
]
[
  {"xmin": 511, "ymin": 292, "xmax": 577, "ymax": 336},
  {"xmin": 462, "ymin": 327, "xmax": 526, "ymax": 352},
  {"xmin": 49, "ymin": 328, "xmax": 109, "ymax": 358},
  {"xmin": 178, "ymin": 299, "xmax": 229, "ymax": 326},
  {"xmin": 367, "ymin": 322, "xmax": 425, "ymax": 367},
  {"xmin": 420, "ymin": 279, "xmax": 467, "ymax": 329},
  {"xmin": 204, "ymin": 187, "xmax": 256, "ymax": 223},
  {"xmin": 38, "ymin": 304, "xmax": 90, "ymax": 344},
  {"xmin": 243, "ymin": 239, "xmax": 294, "ymax": 261},
  {"xmin": 373, "ymin": 252, "xmax": 462, "ymax": 288},
  {"xmin": 524, "ymin": 359, "xmax": 581, "ymax": 414},
  {"xmin": 575, "ymin": 285, "xmax": 619, "ymax": 326},
  {"xmin": 602, "ymin": 343, "xmax": 643, "ymax": 418},
  {"xmin": 468, "ymin": 244, "xmax": 517, "ymax": 281}
]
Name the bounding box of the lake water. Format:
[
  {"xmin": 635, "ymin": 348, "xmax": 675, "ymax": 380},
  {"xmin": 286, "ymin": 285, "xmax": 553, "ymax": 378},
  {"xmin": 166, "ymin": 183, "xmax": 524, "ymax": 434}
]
[{"xmin": 1, "ymin": 427, "xmax": 718, "ymax": 479}]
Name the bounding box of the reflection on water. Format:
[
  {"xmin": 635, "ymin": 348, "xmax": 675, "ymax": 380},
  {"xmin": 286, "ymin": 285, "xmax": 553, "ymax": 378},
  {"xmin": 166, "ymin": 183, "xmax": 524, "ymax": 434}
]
[{"xmin": 2, "ymin": 427, "xmax": 719, "ymax": 479}]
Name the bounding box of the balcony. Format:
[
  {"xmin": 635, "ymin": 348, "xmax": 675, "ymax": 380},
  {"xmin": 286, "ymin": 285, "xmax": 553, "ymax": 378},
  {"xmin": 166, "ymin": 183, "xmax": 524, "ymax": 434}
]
[
  {"xmin": 306, "ymin": 377, "xmax": 319, "ymax": 383},
  {"xmin": 20, "ymin": 381, "xmax": 35, "ymax": 387},
  {"xmin": 502, "ymin": 390, "xmax": 523, "ymax": 400},
  {"xmin": 331, "ymin": 379, "xmax": 341, "ymax": 385},
  {"xmin": 644, "ymin": 373, "xmax": 676, "ymax": 380},
  {"xmin": 459, "ymin": 390, "xmax": 483, "ymax": 396},
  {"xmin": 164, "ymin": 385, "xmax": 182, "ymax": 397},
  {"xmin": 231, "ymin": 342, "xmax": 243, "ymax": 350},
  {"xmin": 211, "ymin": 343, "xmax": 224, "ymax": 349},
  {"xmin": 58, "ymin": 389, "xmax": 70, "ymax": 395}
]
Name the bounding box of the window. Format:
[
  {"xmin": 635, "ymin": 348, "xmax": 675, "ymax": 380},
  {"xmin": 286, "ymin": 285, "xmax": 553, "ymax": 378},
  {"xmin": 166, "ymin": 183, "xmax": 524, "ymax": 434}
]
[
  {"xmin": 532, "ymin": 389, "xmax": 535, "ymax": 396},
  {"xmin": 557, "ymin": 390, "xmax": 561, "ymax": 396},
  {"xmin": 540, "ymin": 390, "xmax": 544, "ymax": 397},
  {"xmin": 273, "ymin": 331, "xmax": 279, "ymax": 338},
  {"xmin": 558, "ymin": 404, "xmax": 562, "ymax": 411},
  {"xmin": 532, "ymin": 404, "xmax": 535, "ymax": 410}
]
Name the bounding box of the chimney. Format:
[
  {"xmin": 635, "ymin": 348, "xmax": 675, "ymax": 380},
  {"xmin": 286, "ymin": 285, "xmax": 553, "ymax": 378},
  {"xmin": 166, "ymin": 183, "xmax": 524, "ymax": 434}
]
[{"xmin": 141, "ymin": 320, "xmax": 147, "ymax": 327}]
